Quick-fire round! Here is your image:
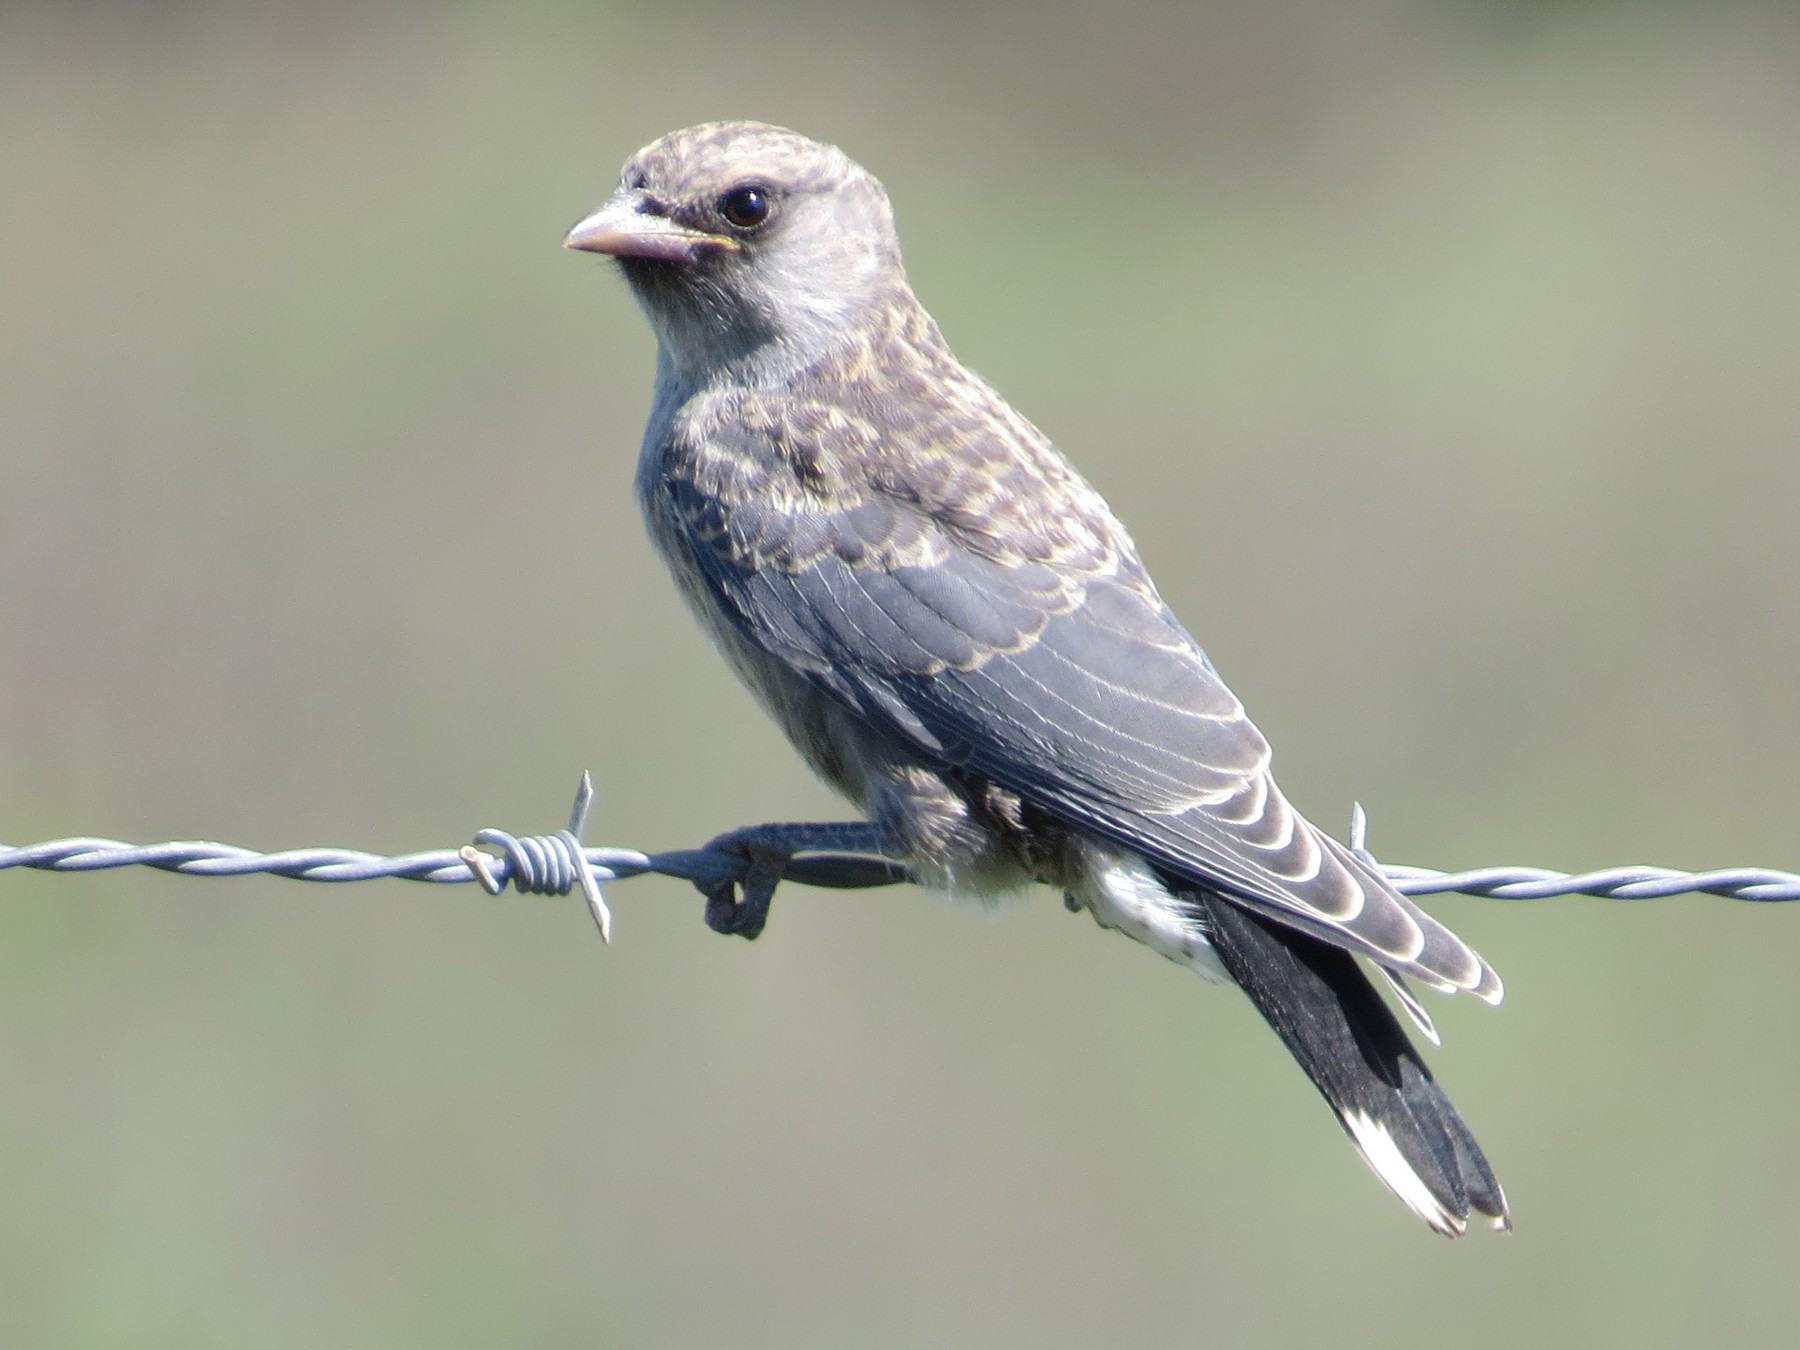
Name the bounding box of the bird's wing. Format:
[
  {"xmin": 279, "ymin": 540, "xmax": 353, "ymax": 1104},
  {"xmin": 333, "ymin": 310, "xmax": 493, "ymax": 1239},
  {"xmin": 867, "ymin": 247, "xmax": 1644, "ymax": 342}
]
[{"xmin": 659, "ymin": 399, "xmax": 1498, "ymax": 1001}]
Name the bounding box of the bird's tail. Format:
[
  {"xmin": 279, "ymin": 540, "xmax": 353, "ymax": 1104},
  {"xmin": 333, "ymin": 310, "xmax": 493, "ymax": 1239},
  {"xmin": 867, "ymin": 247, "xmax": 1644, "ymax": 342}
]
[{"xmin": 1196, "ymin": 890, "xmax": 1510, "ymax": 1237}]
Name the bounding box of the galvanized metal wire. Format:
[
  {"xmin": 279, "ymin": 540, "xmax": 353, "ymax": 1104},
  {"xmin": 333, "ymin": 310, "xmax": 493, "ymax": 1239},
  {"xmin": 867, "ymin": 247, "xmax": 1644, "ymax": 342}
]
[
  {"xmin": 1343, "ymin": 805, "xmax": 1800, "ymax": 902},
  {"xmin": 3, "ymin": 780, "xmax": 1796, "ymax": 939}
]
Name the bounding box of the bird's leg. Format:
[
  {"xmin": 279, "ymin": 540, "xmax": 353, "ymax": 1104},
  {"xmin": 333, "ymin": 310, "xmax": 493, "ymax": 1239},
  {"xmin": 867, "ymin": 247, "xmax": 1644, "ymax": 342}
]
[{"xmin": 698, "ymin": 820, "xmax": 900, "ymax": 940}]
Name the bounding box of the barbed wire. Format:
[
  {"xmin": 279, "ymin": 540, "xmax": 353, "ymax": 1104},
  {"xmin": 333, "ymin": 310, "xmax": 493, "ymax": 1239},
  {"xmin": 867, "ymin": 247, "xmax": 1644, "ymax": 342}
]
[
  {"xmin": 1341, "ymin": 804, "xmax": 1800, "ymax": 902},
  {"xmin": 3, "ymin": 778, "xmax": 1797, "ymax": 941}
]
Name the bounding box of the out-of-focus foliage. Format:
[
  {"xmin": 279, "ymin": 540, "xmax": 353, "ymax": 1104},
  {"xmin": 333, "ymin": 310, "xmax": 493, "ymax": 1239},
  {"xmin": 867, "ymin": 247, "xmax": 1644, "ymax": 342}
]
[{"xmin": 2, "ymin": 2, "xmax": 1797, "ymax": 1345}]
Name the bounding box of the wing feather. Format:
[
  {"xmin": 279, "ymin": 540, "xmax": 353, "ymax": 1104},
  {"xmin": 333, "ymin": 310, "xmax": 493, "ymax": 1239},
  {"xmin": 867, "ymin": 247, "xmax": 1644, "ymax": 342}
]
[{"xmin": 657, "ymin": 407, "xmax": 1500, "ymax": 1001}]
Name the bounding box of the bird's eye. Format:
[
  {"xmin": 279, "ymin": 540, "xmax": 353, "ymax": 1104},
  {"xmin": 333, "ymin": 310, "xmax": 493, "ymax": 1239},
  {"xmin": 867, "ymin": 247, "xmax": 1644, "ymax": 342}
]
[{"xmin": 719, "ymin": 185, "xmax": 772, "ymax": 230}]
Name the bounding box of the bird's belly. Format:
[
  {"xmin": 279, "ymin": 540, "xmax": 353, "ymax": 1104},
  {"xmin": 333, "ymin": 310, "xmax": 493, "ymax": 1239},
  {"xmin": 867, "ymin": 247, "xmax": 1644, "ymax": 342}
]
[{"xmin": 637, "ymin": 488, "xmax": 871, "ymax": 804}]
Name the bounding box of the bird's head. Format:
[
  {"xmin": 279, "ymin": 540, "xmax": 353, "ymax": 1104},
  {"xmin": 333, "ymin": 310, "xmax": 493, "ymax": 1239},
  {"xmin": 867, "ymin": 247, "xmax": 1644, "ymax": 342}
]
[{"xmin": 565, "ymin": 121, "xmax": 909, "ymax": 384}]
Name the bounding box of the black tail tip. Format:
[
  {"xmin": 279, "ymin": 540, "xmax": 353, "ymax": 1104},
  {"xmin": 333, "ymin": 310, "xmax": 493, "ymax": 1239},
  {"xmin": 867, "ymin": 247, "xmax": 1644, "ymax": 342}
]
[{"xmin": 1339, "ymin": 1106, "xmax": 1511, "ymax": 1237}]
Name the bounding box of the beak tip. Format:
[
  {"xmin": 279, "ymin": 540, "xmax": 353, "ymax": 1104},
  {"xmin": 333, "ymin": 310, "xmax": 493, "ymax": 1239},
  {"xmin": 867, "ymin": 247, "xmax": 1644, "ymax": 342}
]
[{"xmin": 562, "ymin": 224, "xmax": 604, "ymax": 254}]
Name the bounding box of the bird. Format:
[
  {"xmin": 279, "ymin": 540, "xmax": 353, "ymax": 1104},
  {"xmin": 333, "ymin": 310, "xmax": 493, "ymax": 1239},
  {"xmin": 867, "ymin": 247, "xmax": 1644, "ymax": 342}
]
[{"xmin": 564, "ymin": 121, "xmax": 1509, "ymax": 1236}]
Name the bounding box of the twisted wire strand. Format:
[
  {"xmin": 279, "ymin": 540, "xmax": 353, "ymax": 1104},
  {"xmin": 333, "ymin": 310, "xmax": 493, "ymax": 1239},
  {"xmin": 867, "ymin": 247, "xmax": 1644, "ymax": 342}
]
[
  {"xmin": 5, "ymin": 837, "xmax": 1793, "ymax": 898},
  {"xmin": 0, "ymin": 836, "xmax": 912, "ymax": 891},
  {"xmin": 1340, "ymin": 802, "xmax": 1800, "ymax": 901},
  {"xmin": 3, "ymin": 783, "xmax": 1796, "ymax": 919}
]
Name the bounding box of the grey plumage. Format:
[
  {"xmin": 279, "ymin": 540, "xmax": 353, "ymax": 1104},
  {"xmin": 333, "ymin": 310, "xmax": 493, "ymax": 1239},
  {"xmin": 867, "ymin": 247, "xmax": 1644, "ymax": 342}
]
[{"xmin": 566, "ymin": 121, "xmax": 1508, "ymax": 1235}]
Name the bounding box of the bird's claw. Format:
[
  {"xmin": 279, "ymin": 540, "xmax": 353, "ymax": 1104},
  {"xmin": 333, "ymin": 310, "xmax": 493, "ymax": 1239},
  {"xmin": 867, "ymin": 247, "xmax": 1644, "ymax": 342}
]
[{"xmin": 699, "ymin": 831, "xmax": 792, "ymax": 940}]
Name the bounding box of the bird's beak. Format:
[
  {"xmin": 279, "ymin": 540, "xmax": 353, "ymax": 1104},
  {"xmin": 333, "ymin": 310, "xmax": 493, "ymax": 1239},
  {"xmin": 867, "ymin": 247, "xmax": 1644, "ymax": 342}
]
[{"xmin": 562, "ymin": 193, "xmax": 739, "ymax": 263}]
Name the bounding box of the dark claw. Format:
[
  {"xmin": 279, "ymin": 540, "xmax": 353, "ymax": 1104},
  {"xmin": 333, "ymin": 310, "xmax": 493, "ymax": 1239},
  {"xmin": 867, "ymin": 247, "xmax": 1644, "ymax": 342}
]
[
  {"xmin": 703, "ymin": 878, "xmax": 769, "ymax": 938},
  {"xmin": 698, "ymin": 836, "xmax": 789, "ymax": 940}
]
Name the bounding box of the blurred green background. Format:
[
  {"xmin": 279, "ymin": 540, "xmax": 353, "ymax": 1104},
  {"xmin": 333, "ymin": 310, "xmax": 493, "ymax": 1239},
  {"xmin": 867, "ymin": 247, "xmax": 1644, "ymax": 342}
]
[{"xmin": 3, "ymin": 0, "xmax": 1798, "ymax": 1344}]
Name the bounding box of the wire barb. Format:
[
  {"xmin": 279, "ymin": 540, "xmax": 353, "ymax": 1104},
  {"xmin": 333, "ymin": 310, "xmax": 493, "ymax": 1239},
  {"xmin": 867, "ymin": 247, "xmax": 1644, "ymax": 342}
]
[{"xmin": 460, "ymin": 772, "xmax": 613, "ymax": 941}]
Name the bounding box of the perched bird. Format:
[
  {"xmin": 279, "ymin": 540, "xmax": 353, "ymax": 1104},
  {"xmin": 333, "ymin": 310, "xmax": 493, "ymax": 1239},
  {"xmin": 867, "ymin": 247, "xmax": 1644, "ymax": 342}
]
[{"xmin": 565, "ymin": 121, "xmax": 1509, "ymax": 1235}]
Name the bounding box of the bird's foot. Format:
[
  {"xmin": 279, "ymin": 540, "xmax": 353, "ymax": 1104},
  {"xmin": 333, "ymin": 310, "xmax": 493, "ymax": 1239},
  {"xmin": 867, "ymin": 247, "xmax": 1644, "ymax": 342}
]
[
  {"xmin": 701, "ymin": 839, "xmax": 786, "ymax": 939},
  {"xmin": 696, "ymin": 821, "xmax": 896, "ymax": 940}
]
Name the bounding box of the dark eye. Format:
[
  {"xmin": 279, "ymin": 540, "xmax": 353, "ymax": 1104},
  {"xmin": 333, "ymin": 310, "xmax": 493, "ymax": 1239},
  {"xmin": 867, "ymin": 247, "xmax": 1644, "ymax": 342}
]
[{"xmin": 719, "ymin": 185, "xmax": 772, "ymax": 230}]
